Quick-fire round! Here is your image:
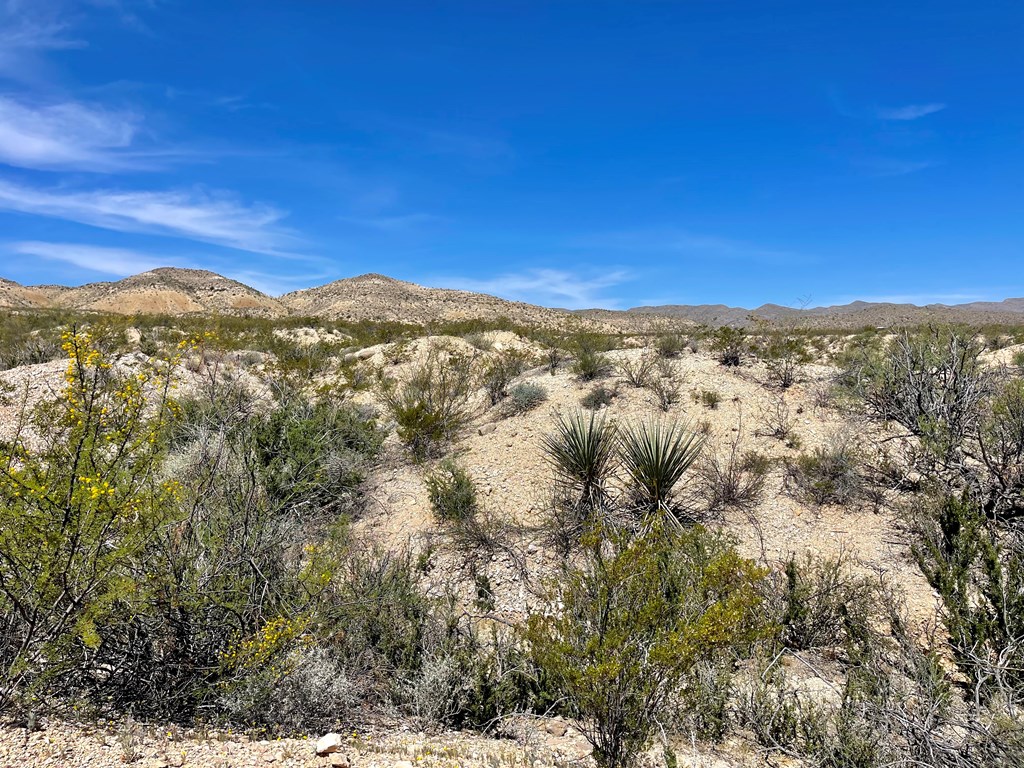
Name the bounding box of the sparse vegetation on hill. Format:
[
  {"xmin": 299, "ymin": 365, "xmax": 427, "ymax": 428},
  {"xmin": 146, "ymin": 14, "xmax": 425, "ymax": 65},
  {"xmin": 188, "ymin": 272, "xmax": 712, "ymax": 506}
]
[{"xmin": 2, "ymin": 306, "xmax": 1024, "ymax": 767}]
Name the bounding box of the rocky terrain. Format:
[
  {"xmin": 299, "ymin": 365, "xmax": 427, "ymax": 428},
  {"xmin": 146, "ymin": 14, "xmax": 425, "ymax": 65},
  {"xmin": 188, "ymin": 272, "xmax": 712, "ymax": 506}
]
[
  {"xmin": 279, "ymin": 274, "xmax": 592, "ymax": 329},
  {"xmin": 612, "ymin": 297, "xmax": 1024, "ymax": 329},
  {"xmin": 1, "ymin": 269, "xmax": 287, "ymax": 318},
  {"xmin": 3, "ymin": 268, "xmax": 1023, "ymax": 330}
]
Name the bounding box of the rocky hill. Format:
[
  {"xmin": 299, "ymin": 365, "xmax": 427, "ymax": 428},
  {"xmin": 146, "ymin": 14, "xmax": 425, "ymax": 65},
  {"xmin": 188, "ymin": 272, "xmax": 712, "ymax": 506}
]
[
  {"xmin": 0, "ymin": 277, "xmax": 60, "ymax": 309},
  {"xmin": 278, "ymin": 272, "xmax": 590, "ymax": 328},
  {"xmin": 2, "ymin": 267, "xmax": 1024, "ymax": 330},
  {"xmin": 615, "ymin": 296, "xmax": 1024, "ymax": 329},
  {"xmin": 1, "ymin": 268, "xmax": 287, "ymax": 317}
]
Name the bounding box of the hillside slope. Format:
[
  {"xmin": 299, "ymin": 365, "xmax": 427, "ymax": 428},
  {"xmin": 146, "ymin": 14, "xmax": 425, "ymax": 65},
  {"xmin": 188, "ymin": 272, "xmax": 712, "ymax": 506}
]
[{"xmin": 279, "ymin": 272, "xmax": 590, "ymax": 327}]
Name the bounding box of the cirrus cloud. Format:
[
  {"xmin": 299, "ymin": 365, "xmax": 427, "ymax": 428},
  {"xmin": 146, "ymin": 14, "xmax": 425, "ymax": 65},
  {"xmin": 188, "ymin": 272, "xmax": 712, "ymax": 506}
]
[{"xmin": 0, "ymin": 178, "xmax": 301, "ymax": 256}]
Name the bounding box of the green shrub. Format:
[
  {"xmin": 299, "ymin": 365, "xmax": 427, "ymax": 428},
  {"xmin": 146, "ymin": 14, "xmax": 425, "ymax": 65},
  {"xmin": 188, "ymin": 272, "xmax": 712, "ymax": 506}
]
[
  {"xmin": 786, "ymin": 435, "xmax": 864, "ymax": 506},
  {"xmin": 480, "ymin": 349, "xmax": 530, "ymax": 406},
  {"xmin": 0, "ymin": 330, "xmax": 182, "ymax": 712},
  {"xmin": 581, "ymin": 383, "xmax": 616, "ymax": 409},
  {"xmin": 526, "ymin": 522, "xmax": 767, "ymax": 768},
  {"xmin": 759, "ymin": 331, "xmax": 811, "ymax": 389},
  {"xmin": 711, "ymin": 326, "xmax": 746, "ymax": 367},
  {"xmin": 914, "ymin": 495, "xmax": 1024, "ymax": 700},
  {"xmin": 772, "ymin": 552, "xmax": 878, "ymax": 651},
  {"xmin": 378, "ymin": 347, "xmax": 476, "ymax": 459},
  {"xmin": 655, "ymin": 333, "xmax": 688, "ymax": 359},
  {"xmin": 1013, "ymin": 349, "xmax": 1024, "ymax": 368},
  {"xmin": 696, "ymin": 388, "xmax": 722, "ymax": 409},
  {"xmin": 505, "ymin": 382, "xmax": 548, "ymax": 414},
  {"xmin": 572, "ymin": 348, "xmax": 612, "ymax": 381},
  {"xmin": 425, "ymin": 459, "xmax": 479, "ymax": 523}
]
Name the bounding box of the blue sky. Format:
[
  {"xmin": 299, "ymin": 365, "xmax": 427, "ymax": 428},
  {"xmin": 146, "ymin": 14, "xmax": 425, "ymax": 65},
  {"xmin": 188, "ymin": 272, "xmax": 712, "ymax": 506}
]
[{"xmin": 1, "ymin": 1, "xmax": 1022, "ymax": 309}]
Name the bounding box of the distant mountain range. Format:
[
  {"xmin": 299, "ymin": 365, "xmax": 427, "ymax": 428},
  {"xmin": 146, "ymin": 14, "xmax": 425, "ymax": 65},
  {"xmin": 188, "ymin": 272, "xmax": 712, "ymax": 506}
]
[{"xmin": 2, "ymin": 268, "xmax": 1023, "ymax": 330}]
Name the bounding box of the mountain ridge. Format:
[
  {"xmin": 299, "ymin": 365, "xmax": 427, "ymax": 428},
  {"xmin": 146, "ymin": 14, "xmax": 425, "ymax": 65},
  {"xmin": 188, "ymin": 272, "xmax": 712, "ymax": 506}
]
[{"xmin": 2, "ymin": 268, "xmax": 1024, "ymax": 329}]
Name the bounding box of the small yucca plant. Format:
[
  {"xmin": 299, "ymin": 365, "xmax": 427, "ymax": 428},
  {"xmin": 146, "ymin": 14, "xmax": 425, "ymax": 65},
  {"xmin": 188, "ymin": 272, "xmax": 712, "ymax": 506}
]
[
  {"xmin": 620, "ymin": 418, "xmax": 705, "ymax": 515},
  {"xmin": 542, "ymin": 409, "xmax": 617, "ymax": 511}
]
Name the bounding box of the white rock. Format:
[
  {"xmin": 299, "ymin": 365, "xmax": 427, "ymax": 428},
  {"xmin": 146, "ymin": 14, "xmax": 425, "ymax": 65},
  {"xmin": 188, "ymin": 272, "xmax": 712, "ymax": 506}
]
[
  {"xmin": 478, "ymin": 423, "xmax": 497, "ymax": 435},
  {"xmin": 316, "ymin": 733, "xmax": 344, "ymax": 756}
]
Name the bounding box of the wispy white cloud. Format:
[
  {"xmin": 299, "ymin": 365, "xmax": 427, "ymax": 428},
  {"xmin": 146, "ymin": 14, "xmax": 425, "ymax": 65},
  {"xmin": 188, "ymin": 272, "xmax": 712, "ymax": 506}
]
[
  {"xmin": 853, "ymin": 157, "xmax": 938, "ymax": 177},
  {"xmin": 9, "ymin": 240, "xmax": 190, "ymax": 275},
  {"xmin": 0, "ymin": 179, "xmax": 300, "ymax": 255},
  {"xmin": 435, "ymin": 267, "xmax": 629, "ymax": 309},
  {"xmin": 7, "ymin": 241, "xmax": 328, "ymax": 296},
  {"xmin": 571, "ymin": 228, "xmax": 807, "ymax": 265},
  {"xmin": 0, "ymin": 95, "xmax": 152, "ymax": 171},
  {"xmin": 874, "ymin": 103, "xmax": 946, "ymax": 121},
  {"xmin": 0, "ymin": 2, "xmax": 84, "ymax": 81},
  {"xmin": 341, "ymin": 212, "xmax": 444, "ymax": 231}
]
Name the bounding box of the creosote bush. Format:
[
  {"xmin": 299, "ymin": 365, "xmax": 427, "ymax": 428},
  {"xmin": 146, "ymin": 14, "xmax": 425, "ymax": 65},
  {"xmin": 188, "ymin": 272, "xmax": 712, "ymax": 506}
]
[
  {"xmin": 480, "ymin": 348, "xmax": 530, "ymax": 406},
  {"xmin": 711, "ymin": 326, "xmax": 746, "ymax": 367},
  {"xmin": 616, "ymin": 353, "xmax": 654, "ymax": 388},
  {"xmin": 378, "ymin": 346, "xmax": 476, "ymax": 459},
  {"xmin": 526, "ymin": 520, "xmax": 767, "ymax": 768},
  {"xmin": 697, "ymin": 434, "xmax": 770, "ymax": 513}
]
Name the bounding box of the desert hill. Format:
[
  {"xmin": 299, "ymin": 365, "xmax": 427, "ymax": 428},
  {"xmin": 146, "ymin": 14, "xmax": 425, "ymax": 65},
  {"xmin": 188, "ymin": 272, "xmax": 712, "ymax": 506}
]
[
  {"xmin": 1, "ymin": 268, "xmax": 287, "ymax": 318},
  {"xmin": 617, "ymin": 296, "xmax": 1024, "ymax": 328},
  {"xmin": 278, "ymin": 272, "xmax": 589, "ymax": 327},
  {"xmin": 2, "ymin": 267, "xmax": 1024, "ymax": 329}
]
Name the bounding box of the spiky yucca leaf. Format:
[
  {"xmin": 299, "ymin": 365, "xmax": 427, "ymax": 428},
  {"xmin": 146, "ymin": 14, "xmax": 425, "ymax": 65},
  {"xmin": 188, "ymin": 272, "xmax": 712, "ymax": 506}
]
[
  {"xmin": 620, "ymin": 419, "xmax": 704, "ymax": 512},
  {"xmin": 541, "ymin": 409, "xmax": 617, "ymax": 509}
]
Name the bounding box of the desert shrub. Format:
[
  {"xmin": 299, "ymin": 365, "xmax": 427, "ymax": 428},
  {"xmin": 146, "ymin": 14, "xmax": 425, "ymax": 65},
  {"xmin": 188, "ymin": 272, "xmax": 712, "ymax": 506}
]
[
  {"xmin": 711, "ymin": 326, "xmax": 746, "ymax": 367},
  {"xmin": 771, "ymin": 552, "xmax": 879, "ymax": 651},
  {"xmin": 1013, "ymin": 349, "xmax": 1024, "ymax": 369},
  {"xmin": 572, "ymin": 348, "xmax": 612, "ymax": 381},
  {"xmin": 0, "ymin": 330, "xmax": 186, "ymax": 712},
  {"xmin": 378, "ymin": 346, "xmax": 476, "ymax": 459},
  {"xmin": 786, "ymin": 433, "xmax": 865, "ymax": 506},
  {"xmin": 756, "ymin": 394, "xmax": 794, "ymax": 442},
  {"xmin": 480, "ymin": 348, "xmax": 530, "ymax": 406},
  {"xmin": 844, "ymin": 327, "xmax": 1024, "ymax": 522},
  {"xmin": 246, "ymin": 396, "xmax": 384, "ymax": 517},
  {"xmin": 696, "ymin": 388, "xmax": 721, "ymax": 409},
  {"xmin": 425, "ymin": 459, "xmax": 478, "ymax": 524},
  {"xmin": 758, "ymin": 331, "xmax": 811, "ymax": 389},
  {"xmin": 526, "ymin": 522, "xmax": 767, "ymax": 768},
  {"xmin": 655, "ymin": 332, "xmax": 688, "ymax": 359},
  {"xmin": 463, "ymin": 332, "xmax": 493, "ymax": 351},
  {"xmin": 809, "ymin": 377, "xmax": 837, "ymax": 411},
  {"xmin": 619, "ymin": 418, "xmax": 705, "ymax": 518},
  {"xmin": 913, "ymin": 494, "xmax": 1024, "ymax": 702},
  {"xmin": 697, "ymin": 435, "xmax": 770, "ymax": 513},
  {"xmin": 542, "ymin": 409, "xmax": 617, "ymax": 515},
  {"xmin": 505, "ymin": 381, "xmax": 548, "ymax": 414},
  {"xmin": 220, "ymin": 645, "xmax": 357, "ymax": 733},
  {"xmin": 545, "ymin": 346, "xmax": 564, "ymax": 375},
  {"xmin": 581, "ymin": 382, "xmax": 616, "ymax": 409},
  {"xmin": 647, "ymin": 358, "xmax": 682, "ymax": 411},
  {"xmin": 616, "ymin": 354, "xmax": 654, "ymax": 388}
]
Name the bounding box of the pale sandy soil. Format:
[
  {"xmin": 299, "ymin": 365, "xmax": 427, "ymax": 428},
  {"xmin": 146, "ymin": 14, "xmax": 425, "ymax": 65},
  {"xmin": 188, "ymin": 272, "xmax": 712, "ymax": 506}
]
[{"xmin": 0, "ymin": 331, "xmax": 948, "ymax": 768}]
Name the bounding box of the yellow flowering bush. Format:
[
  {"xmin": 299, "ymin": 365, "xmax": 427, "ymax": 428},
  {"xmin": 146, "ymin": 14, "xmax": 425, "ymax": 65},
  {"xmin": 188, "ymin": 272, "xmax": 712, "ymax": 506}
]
[{"xmin": 0, "ymin": 328, "xmax": 190, "ymax": 710}]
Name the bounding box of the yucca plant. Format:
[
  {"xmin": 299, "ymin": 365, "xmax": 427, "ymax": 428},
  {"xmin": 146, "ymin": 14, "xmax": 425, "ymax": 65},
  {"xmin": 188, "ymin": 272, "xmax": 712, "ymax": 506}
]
[
  {"xmin": 620, "ymin": 418, "xmax": 705, "ymax": 516},
  {"xmin": 542, "ymin": 409, "xmax": 617, "ymax": 511}
]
